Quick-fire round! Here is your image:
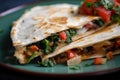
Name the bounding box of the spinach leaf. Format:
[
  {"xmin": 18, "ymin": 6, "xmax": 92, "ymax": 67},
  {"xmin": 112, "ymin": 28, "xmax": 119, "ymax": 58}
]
[
  {"xmin": 27, "ymin": 51, "xmax": 38, "ymax": 63},
  {"xmin": 51, "ymin": 43, "xmax": 58, "ymax": 51},
  {"xmin": 65, "ymin": 31, "xmax": 72, "ymax": 43},
  {"xmin": 38, "ymin": 59, "xmax": 54, "ymax": 67},
  {"xmin": 69, "ymin": 65, "xmax": 81, "ymax": 70},
  {"xmin": 94, "ymin": 0, "xmax": 113, "ymax": 10},
  {"xmin": 92, "ymin": 19, "xmax": 104, "ymax": 27},
  {"xmin": 65, "ymin": 29, "xmax": 77, "ymax": 43},
  {"xmin": 69, "ymin": 28, "xmax": 77, "ymax": 36},
  {"xmin": 101, "ymin": 0, "xmax": 113, "ymax": 10},
  {"xmin": 111, "ymin": 14, "xmax": 120, "ymax": 24},
  {"xmin": 41, "ymin": 39, "xmax": 52, "ymax": 54},
  {"xmin": 113, "ymin": 6, "xmax": 120, "ymax": 15},
  {"xmin": 86, "ymin": 2, "xmax": 93, "ymax": 8},
  {"xmin": 84, "ymin": 63, "xmax": 93, "ymax": 67}
]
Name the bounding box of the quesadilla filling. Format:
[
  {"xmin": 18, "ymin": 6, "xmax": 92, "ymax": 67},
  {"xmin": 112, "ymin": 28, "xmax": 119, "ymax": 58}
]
[
  {"xmin": 22, "ymin": 19, "xmax": 105, "ymax": 63},
  {"xmin": 44, "ymin": 37, "xmax": 120, "ymax": 66}
]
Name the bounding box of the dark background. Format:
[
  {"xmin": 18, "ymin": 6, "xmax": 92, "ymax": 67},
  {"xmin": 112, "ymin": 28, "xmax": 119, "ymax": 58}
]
[
  {"xmin": 0, "ymin": 0, "xmax": 120, "ymax": 80},
  {"xmin": 0, "ymin": 0, "xmax": 39, "ymax": 13}
]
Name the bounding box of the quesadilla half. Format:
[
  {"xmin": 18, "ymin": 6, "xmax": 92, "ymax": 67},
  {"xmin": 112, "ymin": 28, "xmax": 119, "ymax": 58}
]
[
  {"xmin": 41, "ymin": 23, "xmax": 120, "ymax": 66},
  {"xmin": 11, "ymin": 4, "xmax": 106, "ymax": 64}
]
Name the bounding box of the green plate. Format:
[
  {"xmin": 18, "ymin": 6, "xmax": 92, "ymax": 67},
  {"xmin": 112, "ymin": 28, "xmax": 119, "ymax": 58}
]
[{"xmin": 0, "ymin": 0, "xmax": 120, "ymax": 77}]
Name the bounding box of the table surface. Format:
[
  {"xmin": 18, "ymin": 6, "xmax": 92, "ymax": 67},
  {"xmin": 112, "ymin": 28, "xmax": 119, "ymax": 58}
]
[{"xmin": 0, "ymin": 0, "xmax": 120, "ymax": 80}]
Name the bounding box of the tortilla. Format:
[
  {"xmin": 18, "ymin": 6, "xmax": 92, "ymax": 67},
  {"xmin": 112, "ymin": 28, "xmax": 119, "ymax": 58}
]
[
  {"xmin": 42, "ymin": 23, "xmax": 120, "ymax": 61},
  {"xmin": 11, "ymin": 4, "xmax": 108, "ymax": 64},
  {"xmin": 11, "ymin": 4, "xmax": 101, "ymax": 47}
]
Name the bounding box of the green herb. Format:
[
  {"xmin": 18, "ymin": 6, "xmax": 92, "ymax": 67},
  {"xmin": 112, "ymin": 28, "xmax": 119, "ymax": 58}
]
[
  {"xmin": 94, "ymin": 1, "xmax": 102, "ymax": 7},
  {"xmin": 86, "ymin": 2, "xmax": 93, "ymax": 8},
  {"xmin": 69, "ymin": 28, "xmax": 77, "ymax": 36},
  {"xmin": 92, "ymin": 19, "xmax": 104, "ymax": 27},
  {"xmin": 94, "ymin": 0, "xmax": 113, "ymax": 10},
  {"xmin": 38, "ymin": 59, "xmax": 54, "ymax": 67},
  {"xmin": 48, "ymin": 34, "xmax": 60, "ymax": 42},
  {"xmin": 69, "ymin": 65, "xmax": 81, "ymax": 70},
  {"xmin": 27, "ymin": 51, "xmax": 38, "ymax": 63},
  {"xmin": 65, "ymin": 31, "xmax": 72, "ymax": 43},
  {"xmin": 42, "ymin": 39, "xmax": 51, "ymax": 54},
  {"xmin": 65, "ymin": 29, "xmax": 77, "ymax": 43},
  {"xmin": 113, "ymin": 6, "xmax": 120, "ymax": 15},
  {"xmin": 34, "ymin": 28, "xmax": 77, "ymax": 55},
  {"xmin": 51, "ymin": 43, "xmax": 58, "ymax": 51},
  {"xmin": 101, "ymin": 0, "xmax": 113, "ymax": 10},
  {"xmin": 84, "ymin": 63, "xmax": 93, "ymax": 67},
  {"xmin": 111, "ymin": 14, "xmax": 120, "ymax": 24}
]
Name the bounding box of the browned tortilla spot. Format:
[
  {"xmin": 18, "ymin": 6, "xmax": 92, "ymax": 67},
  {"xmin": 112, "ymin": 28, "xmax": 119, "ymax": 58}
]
[
  {"xmin": 13, "ymin": 21, "xmax": 17, "ymax": 27},
  {"xmin": 49, "ymin": 17, "xmax": 68, "ymax": 24},
  {"xmin": 32, "ymin": 15, "xmax": 46, "ymax": 20},
  {"xmin": 35, "ymin": 20, "xmax": 47, "ymax": 28},
  {"xmin": 33, "ymin": 37, "xmax": 37, "ymax": 40},
  {"xmin": 13, "ymin": 42, "xmax": 22, "ymax": 46},
  {"xmin": 11, "ymin": 30, "xmax": 16, "ymax": 36}
]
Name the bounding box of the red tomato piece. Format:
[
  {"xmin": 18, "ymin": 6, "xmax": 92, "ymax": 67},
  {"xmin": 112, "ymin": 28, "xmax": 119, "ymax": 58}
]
[
  {"xmin": 114, "ymin": 0, "xmax": 120, "ymax": 6},
  {"xmin": 94, "ymin": 57, "xmax": 107, "ymax": 65},
  {"xmin": 59, "ymin": 31, "xmax": 67, "ymax": 41},
  {"xmin": 29, "ymin": 45, "xmax": 39, "ymax": 51},
  {"xmin": 67, "ymin": 50, "xmax": 77, "ymax": 59},
  {"xmin": 94, "ymin": 7, "xmax": 111, "ymax": 22},
  {"xmin": 78, "ymin": 2, "xmax": 93, "ymax": 15},
  {"xmin": 115, "ymin": 39, "xmax": 120, "ymax": 47},
  {"xmin": 106, "ymin": 51, "xmax": 113, "ymax": 60}
]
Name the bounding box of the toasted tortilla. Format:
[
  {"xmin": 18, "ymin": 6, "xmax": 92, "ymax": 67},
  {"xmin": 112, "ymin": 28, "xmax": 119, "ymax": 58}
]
[
  {"xmin": 11, "ymin": 4, "xmax": 100, "ymax": 47},
  {"xmin": 42, "ymin": 23, "xmax": 120, "ymax": 61}
]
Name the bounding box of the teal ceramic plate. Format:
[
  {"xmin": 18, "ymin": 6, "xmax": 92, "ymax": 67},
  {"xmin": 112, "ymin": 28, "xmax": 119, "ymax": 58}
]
[{"xmin": 0, "ymin": 0, "xmax": 120, "ymax": 77}]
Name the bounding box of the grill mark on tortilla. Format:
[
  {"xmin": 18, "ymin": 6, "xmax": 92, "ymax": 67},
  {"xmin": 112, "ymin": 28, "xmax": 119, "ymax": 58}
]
[
  {"xmin": 49, "ymin": 17, "xmax": 68, "ymax": 24},
  {"xmin": 35, "ymin": 20, "xmax": 47, "ymax": 28},
  {"xmin": 42, "ymin": 23, "xmax": 120, "ymax": 61},
  {"xmin": 32, "ymin": 15, "xmax": 46, "ymax": 20}
]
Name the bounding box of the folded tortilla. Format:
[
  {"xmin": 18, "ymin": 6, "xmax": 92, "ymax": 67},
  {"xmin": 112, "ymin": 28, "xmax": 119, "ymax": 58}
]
[
  {"xmin": 42, "ymin": 23, "xmax": 120, "ymax": 66},
  {"xmin": 11, "ymin": 4, "xmax": 106, "ymax": 64}
]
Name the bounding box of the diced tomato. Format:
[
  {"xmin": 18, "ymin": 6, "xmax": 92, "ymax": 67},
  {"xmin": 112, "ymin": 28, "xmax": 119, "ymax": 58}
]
[
  {"xmin": 78, "ymin": 2, "xmax": 93, "ymax": 15},
  {"xmin": 106, "ymin": 51, "xmax": 113, "ymax": 60},
  {"xmin": 94, "ymin": 7, "xmax": 111, "ymax": 22},
  {"xmin": 111, "ymin": 10, "xmax": 116, "ymax": 15},
  {"xmin": 116, "ymin": 39, "xmax": 120, "ymax": 46},
  {"xmin": 114, "ymin": 0, "xmax": 120, "ymax": 6},
  {"xmin": 29, "ymin": 45, "xmax": 39, "ymax": 51},
  {"xmin": 94, "ymin": 57, "xmax": 107, "ymax": 65},
  {"xmin": 67, "ymin": 50, "xmax": 77, "ymax": 59},
  {"xmin": 59, "ymin": 31, "xmax": 67, "ymax": 41}
]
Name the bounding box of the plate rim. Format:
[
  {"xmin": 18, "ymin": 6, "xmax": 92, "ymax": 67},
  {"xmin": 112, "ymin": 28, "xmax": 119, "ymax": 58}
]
[{"xmin": 0, "ymin": 62, "xmax": 120, "ymax": 78}]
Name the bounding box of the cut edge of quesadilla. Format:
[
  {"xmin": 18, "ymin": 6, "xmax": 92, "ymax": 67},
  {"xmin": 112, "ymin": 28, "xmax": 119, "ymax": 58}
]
[{"xmin": 40, "ymin": 23, "xmax": 120, "ymax": 66}]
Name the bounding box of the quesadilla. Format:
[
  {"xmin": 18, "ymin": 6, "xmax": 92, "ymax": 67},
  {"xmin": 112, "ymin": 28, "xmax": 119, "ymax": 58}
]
[
  {"xmin": 11, "ymin": 4, "xmax": 106, "ymax": 64},
  {"xmin": 42, "ymin": 23, "xmax": 120, "ymax": 66}
]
